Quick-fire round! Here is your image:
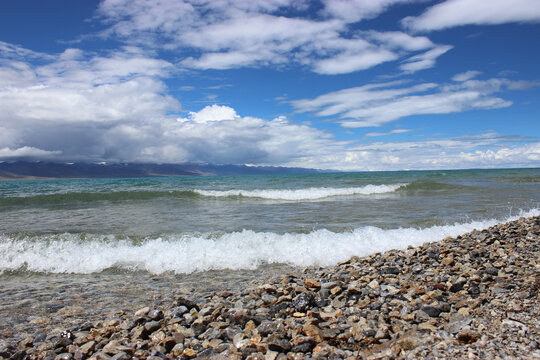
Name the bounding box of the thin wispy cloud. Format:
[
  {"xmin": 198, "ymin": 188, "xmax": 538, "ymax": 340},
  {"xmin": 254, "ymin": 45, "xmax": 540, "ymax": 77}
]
[
  {"xmin": 403, "ymin": 0, "xmax": 540, "ymax": 32},
  {"xmin": 365, "ymin": 129, "xmax": 413, "ymax": 137},
  {"xmin": 291, "ymin": 77, "xmax": 538, "ymax": 128}
]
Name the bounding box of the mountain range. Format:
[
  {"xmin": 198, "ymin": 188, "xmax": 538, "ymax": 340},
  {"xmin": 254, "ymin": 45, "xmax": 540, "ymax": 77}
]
[{"xmin": 0, "ymin": 161, "xmax": 325, "ymax": 180}]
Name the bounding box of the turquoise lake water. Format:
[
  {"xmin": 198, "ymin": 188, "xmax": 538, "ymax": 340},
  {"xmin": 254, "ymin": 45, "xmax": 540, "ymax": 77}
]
[{"xmin": 1, "ymin": 168, "xmax": 538, "ymax": 275}]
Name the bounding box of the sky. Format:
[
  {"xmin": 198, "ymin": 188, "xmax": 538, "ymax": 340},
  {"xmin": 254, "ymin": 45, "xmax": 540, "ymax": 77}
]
[{"xmin": 0, "ymin": 0, "xmax": 539, "ymax": 171}]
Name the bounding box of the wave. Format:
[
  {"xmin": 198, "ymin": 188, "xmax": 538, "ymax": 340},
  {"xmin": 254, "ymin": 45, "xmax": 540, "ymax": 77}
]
[
  {"xmin": 397, "ymin": 180, "xmax": 478, "ymax": 194},
  {"xmin": 0, "ymin": 184, "xmax": 405, "ymax": 206},
  {"xmin": 194, "ymin": 183, "xmax": 405, "ymax": 200},
  {"xmin": 0, "ymin": 190, "xmax": 198, "ymax": 206},
  {"xmin": 1, "ymin": 209, "xmax": 537, "ymax": 275}
]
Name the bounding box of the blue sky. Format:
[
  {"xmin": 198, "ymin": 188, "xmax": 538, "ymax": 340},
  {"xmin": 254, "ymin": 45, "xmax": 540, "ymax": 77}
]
[{"xmin": 0, "ymin": 0, "xmax": 539, "ymax": 170}]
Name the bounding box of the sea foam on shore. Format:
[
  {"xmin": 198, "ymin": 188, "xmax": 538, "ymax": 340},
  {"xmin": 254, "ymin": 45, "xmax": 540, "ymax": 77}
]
[{"xmin": 1, "ymin": 208, "xmax": 538, "ymax": 275}]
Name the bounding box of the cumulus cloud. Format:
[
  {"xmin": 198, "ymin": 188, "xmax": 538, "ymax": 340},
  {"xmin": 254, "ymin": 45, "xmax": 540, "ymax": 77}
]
[
  {"xmin": 96, "ymin": 0, "xmax": 450, "ymax": 75},
  {"xmin": 157, "ymin": 106, "xmax": 347, "ymax": 166},
  {"xmin": 0, "ymin": 42, "xmax": 350, "ymax": 167},
  {"xmin": 178, "ymin": 104, "xmax": 239, "ymax": 123},
  {"xmin": 291, "ymin": 77, "xmax": 538, "ymax": 127},
  {"xmin": 402, "ymin": 0, "xmax": 540, "ymax": 32},
  {"xmin": 0, "ymin": 43, "xmax": 178, "ymax": 161}
]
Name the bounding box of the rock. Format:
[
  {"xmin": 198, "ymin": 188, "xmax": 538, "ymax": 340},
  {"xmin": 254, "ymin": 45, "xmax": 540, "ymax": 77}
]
[
  {"xmin": 457, "ymin": 330, "xmax": 480, "ymax": 344},
  {"xmin": 437, "ymin": 302, "xmax": 451, "ymax": 313},
  {"xmin": 110, "ymin": 353, "xmax": 129, "ymax": 360},
  {"xmin": 414, "ymin": 310, "xmax": 431, "ymax": 323},
  {"xmin": 171, "ymin": 343, "xmax": 184, "ymax": 357},
  {"xmin": 381, "ymin": 285, "xmax": 400, "ymax": 296},
  {"xmin": 33, "ymin": 331, "xmax": 47, "ymax": 344},
  {"xmin": 418, "ymin": 322, "xmax": 438, "ymax": 332},
  {"xmin": 171, "ymin": 306, "xmax": 189, "ymax": 318},
  {"xmin": 134, "ymin": 307, "xmax": 150, "ymax": 316},
  {"xmin": 381, "ymin": 266, "xmax": 400, "ymax": 275},
  {"xmin": 160, "ymin": 337, "xmax": 177, "ymax": 352},
  {"xmin": 55, "ymin": 353, "xmax": 73, "ymax": 360},
  {"xmin": 144, "ymin": 321, "xmax": 161, "ymax": 333},
  {"xmin": 79, "ymin": 341, "xmax": 96, "ymax": 355},
  {"xmin": 441, "ymin": 257, "xmax": 454, "ymax": 266},
  {"xmin": 132, "ymin": 325, "xmax": 149, "ymax": 339},
  {"xmin": 102, "ymin": 340, "xmax": 134, "ymax": 355},
  {"xmin": 303, "ymin": 324, "xmax": 323, "ymax": 342},
  {"xmin": 265, "ymin": 350, "xmax": 279, "ymax": 360},
  {"xmin": 216, "ymin": 291, "xmax": 233, "ymax": 298},
  {"xmin": 367, "ymin": 280, "xmax": 380, "ymax": 289},
  {"xmin": 267, "ymin": 336, "xmax": 291, "ymax": 353},
  {"xmin": 450, "ymin": 280, "xmax": 467, "ymax": 292},
  {"xmin": 292, "ymin": 342, "xmax": 313, "ymax": 352},
  {"xmin": 176, "ymin": 296, "xmax": 199, "ymax": 311},
  {"xmin": 420, "ymin": 305, "xmax": 441, "ymax": 318},
  {"xmin": 261, "ymin": 294, "xmax": 276, "ymax": 305},
  {"xmin": 257, "ymin": 321, "xmax": 279, "ymax": 337},
  {"xmin": 182, "ymin": 348, "xmax": 197, "ymax": 358},
  {"xmin": 148, "ymin": 309, "xmax": 164, "ymax": 321},
  {"xmin": 55, "ymin": 337, "xmax": 73, "ymax": 349},
  {"xmin": 396, "ymin": 336, "xmax": 419, "ymax": 351},
  {"xmin": 293, "ymin": 293, "xmax": 315, "ymax": 312},
  {"xmin": 305, "ymin": 278, "xmax": 321, "ymax": 289}
]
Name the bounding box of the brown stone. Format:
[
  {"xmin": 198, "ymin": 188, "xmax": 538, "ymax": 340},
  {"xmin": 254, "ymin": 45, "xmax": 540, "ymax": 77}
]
[{"xmin": 305, "ymin": 278, "xmax": 321, "ymax": 289}]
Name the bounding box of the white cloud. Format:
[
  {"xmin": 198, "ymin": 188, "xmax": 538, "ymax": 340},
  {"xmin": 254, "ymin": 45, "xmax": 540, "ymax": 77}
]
[
  {"xmin": 321, "ymin": 0, "xmax": 413, "ymax": 22},
  {"xmin": 400, "ymin": 45, "xmax": 453, "ymax": 73},
  {"xmin": 452, "ymin": 71, "xmax": 482, "ymax": 82},
  {"xmin": 291, "ymin": 78, "xmax": 530, "ymax": 127},
  {"xmin": 1, "ymin": 45, "xmax": 538, "ymax": 171},
  {"xmin": 313, "ymin": 48, "xmax": 398, "ymax": 75},
  {"xmin": 402, "ymin": 0, "xmax": 540, "ymax": 32},
  {"xmin": 140, "ymin": 107, "xmax": 348, "ymax": 167},
  {"xmin": 0, "ymin": 41, "xmax": 53, "ymax": 61},
  {"xmin": 178, "ymin": 104, "xmax": 239, "ymax": 123},
  {"xmin": 0, "ymin": 43, "xmax": 350, "ymax": 167},
  {"xmin": 0, "ymin": 43, "xmax": 180, "ymax": 162},
  {"xmin": 0, "ymin": 147, "xmax": 61, "ymax": 160},
  {"xmin": 366, "ymin": 31, "xmax": 434, "ymax": 51},
  {"xmin": 365, "ymin": 129, "xmax": 412, "ymax": 137},
  {"xmin": 340, "ymin": 133, "xmax": 540, "ymax": 171},
  {"xmin": 97, "ymin": 0, "xmax": 450, "ymax": 75}
]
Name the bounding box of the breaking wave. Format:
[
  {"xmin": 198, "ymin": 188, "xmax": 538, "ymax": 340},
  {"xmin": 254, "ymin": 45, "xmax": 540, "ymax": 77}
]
[
  {"xmin": 194, "ymin": 183, "xmax": 405, "ymax": 200},
  {"xmin": 1, "ymin": 209, "xmax": 537, "ymax": 275}
]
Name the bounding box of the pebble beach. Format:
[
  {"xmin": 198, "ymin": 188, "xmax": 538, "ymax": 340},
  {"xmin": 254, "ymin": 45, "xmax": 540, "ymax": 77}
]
[{"xmin": 1, "ymin": 215, "xmax": 538, "ymax": 360}]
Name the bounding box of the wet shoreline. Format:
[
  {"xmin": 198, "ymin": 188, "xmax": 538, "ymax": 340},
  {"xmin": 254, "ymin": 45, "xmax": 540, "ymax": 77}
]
[
  {"xmin": 0, "ymin": 264, "xmax": 297, "ymax": 343},
  {"xmin": 1, "ymin": 216, "xmax": 539, "ymax": 359}
]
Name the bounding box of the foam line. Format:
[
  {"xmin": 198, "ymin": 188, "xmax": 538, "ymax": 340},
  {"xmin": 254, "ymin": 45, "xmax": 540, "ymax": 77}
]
[
  {"xmin": 194, "ymin": 183, "xmax": 405, "ymax": 200},
  {"xmin": 1, "ymin": 208, "xmax": 537, "ymax": 275}
]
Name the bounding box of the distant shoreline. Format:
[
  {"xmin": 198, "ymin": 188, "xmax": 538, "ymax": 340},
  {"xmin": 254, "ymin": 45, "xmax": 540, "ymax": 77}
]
[{"xmin": 0, "ymin": 176, "xmax": 83, "ymax": 182}]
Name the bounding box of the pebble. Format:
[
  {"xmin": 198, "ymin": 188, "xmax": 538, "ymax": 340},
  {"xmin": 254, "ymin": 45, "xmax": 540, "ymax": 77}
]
[{"xmin": 2, "ymin": 216, "xmax": 539, "ymax": 359}]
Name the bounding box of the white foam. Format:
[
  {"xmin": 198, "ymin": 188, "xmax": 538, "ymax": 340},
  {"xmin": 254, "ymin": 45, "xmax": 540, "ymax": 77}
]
[
  {"xmin": 1, "ymin": 209, "xmax": 537, "ymax": 275},
  {"xmin": 194, "ymin": 184, "xmax": 405, "ymax": 201}
]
